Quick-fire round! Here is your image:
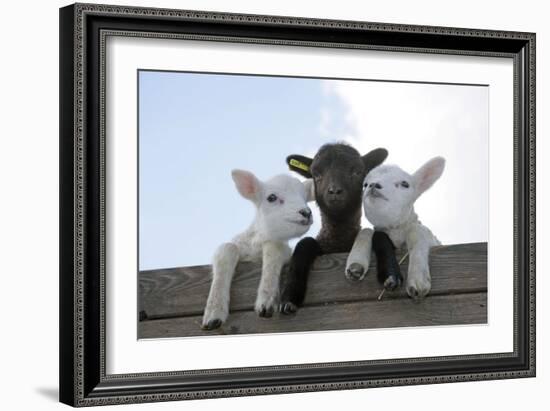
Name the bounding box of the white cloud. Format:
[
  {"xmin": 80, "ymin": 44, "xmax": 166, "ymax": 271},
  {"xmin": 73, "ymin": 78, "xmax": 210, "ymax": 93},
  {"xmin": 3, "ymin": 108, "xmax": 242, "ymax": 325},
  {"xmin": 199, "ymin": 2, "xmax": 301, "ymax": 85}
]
[
  {"xmin": 320, "ymin": 79, "xmax": 489, "ymax": 245},
  {"xmin": 318, "ymin": 107, "xmax": 332, "ymax": 137}
]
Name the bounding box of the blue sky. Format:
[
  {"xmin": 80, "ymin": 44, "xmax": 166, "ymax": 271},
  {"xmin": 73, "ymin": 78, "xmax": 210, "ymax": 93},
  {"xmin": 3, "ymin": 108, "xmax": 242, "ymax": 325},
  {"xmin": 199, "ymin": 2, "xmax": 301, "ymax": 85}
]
[
  {"xmin": 139, "ymin": 71, "xmax": 488, "ymax": 270},
  {"xmin": 139, "ymin": 71, "xmax": 343, "ymax": 269}
]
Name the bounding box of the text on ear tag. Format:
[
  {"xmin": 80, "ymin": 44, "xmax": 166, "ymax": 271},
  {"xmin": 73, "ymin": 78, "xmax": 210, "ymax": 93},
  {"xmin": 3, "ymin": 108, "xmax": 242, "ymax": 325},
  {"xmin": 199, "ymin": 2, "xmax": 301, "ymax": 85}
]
[{"xmin": 289, "ymin": 158, "xmax": 310, "ymax": 172}]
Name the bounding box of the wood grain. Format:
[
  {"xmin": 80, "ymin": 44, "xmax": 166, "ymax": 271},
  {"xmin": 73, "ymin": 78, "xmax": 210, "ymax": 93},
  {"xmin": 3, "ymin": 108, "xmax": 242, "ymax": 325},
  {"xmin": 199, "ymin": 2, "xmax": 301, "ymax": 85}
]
[
  {"xmin": 139, "ymin": 243, "xmax": 487, "ymax": 319},
  {"xmin": 139, "ymin": 292, "xmax": 487, "ymax": 338}
]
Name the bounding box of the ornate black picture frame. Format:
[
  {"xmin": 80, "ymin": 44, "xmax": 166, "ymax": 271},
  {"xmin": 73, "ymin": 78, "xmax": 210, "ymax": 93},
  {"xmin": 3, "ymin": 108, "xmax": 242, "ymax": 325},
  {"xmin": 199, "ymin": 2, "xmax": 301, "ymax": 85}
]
[{"xmin": 59, "ymin": 3, "xmax": 535, "ymax": 407}]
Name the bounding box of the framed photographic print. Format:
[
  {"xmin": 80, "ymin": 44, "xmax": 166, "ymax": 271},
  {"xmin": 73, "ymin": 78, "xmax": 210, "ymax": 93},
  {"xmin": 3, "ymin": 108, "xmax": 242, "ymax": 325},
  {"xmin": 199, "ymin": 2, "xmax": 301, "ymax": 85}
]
[{"xmin": 59, "ymin": 2, "xmax": 536, "ymax": 407}]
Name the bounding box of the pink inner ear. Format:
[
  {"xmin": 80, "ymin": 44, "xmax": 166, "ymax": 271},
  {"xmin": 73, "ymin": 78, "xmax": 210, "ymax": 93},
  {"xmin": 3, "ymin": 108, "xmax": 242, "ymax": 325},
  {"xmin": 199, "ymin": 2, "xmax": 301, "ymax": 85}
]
[
  {"xmin": 232, "ymin": 170, "xmax": 259, "ymax": 200},
  {"xmin": 415, "ymin": 157, "xmax": 445, "ymax": 194},
  {"xmin": 241, "ymin": 177, "xmax": 257, "ymax": 197},
  {"xmin": 418, "ymin": 171, "xmax": 434, "ymax": 192}
]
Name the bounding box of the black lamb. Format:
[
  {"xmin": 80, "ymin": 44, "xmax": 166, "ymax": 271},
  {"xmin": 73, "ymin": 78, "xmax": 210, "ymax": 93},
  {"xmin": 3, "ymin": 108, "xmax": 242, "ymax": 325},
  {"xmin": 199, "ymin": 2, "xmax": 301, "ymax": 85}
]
[{"xmin": 280, "ymin": 143, "xmax": 400, "ymax": 313}]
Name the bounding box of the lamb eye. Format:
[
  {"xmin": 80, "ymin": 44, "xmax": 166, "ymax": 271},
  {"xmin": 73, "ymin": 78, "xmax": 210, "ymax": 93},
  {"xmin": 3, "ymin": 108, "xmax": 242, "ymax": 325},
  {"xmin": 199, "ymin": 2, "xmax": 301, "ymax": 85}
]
[
  {"xmin": 401, "ymin": 181, "xmax": 410, "ymax": 188},
  {"xmin": 267, "ymin": 194, "xmax": 278, "ymax": 203}
]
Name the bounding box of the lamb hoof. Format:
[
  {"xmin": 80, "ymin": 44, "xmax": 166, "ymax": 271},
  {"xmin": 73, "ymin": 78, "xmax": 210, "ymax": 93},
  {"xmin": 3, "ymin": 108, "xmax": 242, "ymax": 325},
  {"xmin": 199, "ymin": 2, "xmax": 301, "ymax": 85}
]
[
  {"xmin": 407, "ymin": 287, "xmax": 420, "ymax": 300},
  {"xmin": 384, "ymin": 274, "xmax": 402, "ymax": 291},
  {"xmin": 201, "ymin": 319, "xmax": 223, "ymax": 330},
  {"xmin": 406, "ymin": 279, "xmax": 431, "ymax": 300},
  {"xmin": 407, "ymin": 287, "xmax": 429, "ymax": 300},
  {"xmin": 280, "ymin": 302, "xmax": 297, "ymax": 315},
  {"xmin": 346, "ymin": 263, "xmax": 366, "ymax": 282},
  {"xmin": 258, "ymin": 305, "xmax": 274, "ymax": 318}
]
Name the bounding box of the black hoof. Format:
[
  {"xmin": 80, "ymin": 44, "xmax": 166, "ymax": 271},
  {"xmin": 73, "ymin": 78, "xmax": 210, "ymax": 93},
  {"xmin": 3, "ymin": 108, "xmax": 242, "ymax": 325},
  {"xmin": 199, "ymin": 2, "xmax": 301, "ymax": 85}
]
[
  {"xmin": 346, "ymin": 263, "xmax": 366, "ymax": 281},
  {"xmin": 384, "ymin": 273, "xmax": 403, "ymax": 291},
  {"xmin": 202, "ymin": 319, "xmax": 222, "ymax": 330},
  {"xmin": 280, "ymin": 302, "xmax": 297, "ymax": 315},
  {"xmin": 258, "ymin": 306, "xmax": 274, "ymax": 318}
]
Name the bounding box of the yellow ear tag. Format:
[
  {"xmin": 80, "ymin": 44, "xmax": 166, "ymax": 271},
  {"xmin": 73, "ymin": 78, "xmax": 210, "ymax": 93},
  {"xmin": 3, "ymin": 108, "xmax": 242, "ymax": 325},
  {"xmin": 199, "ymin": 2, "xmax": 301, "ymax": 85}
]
[{"xmin": 289, "ymin": 158, "xmax": 310, "ymax": 172}]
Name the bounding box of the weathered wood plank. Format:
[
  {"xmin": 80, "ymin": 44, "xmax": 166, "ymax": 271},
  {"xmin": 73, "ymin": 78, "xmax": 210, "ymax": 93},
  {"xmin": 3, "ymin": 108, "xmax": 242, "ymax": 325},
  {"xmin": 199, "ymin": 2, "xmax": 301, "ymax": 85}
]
[
  {"xmin": 139, "ymin": 243, "xmax": 487, "ymax": 319},
  {"xmin": 139, "ymin": 292, "xmax": 487, "ymax": 338}
]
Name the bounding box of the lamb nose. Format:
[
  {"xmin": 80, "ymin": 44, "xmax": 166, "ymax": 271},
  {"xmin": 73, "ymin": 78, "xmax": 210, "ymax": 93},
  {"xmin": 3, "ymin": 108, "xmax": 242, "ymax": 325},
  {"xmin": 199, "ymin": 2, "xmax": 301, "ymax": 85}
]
[
  {"xmin": 371, "ymin": 183, "xmax": 382, "ymax": 189},
  {"xmin": 328, "ymin": 186, "xmax": 343, "ymax": 195},
  {"xmin": 299, "ymin": 208, "xmax": 312, "ymax": 219}
]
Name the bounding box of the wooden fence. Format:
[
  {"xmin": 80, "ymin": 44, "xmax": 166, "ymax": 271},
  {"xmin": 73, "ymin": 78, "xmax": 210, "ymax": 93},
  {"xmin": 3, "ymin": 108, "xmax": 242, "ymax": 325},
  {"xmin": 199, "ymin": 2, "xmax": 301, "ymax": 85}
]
[{"xmin": 138, "ymin": 242, "xmax": 487, "ymax": 338}]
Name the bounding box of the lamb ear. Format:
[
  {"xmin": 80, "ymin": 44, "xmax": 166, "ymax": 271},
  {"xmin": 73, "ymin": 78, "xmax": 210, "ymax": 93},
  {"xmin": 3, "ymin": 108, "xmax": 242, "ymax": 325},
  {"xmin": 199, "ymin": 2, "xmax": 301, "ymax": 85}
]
[
  {"xmin": 303, "ymin": 179, "xmax": 316, "ymax": 202},
  {"xmin": 362, "ymin": 148, "xmax": 388, "ymax": 173},
  {"xmin": 286, "ymin": 154, "xmax": 313, "ymax": 178},
  {"xmin": 412, "ymin": 157, "xmax": 445, "ymax": 197},
  {"xmin": 231, "ymin": 169, "xmax": 262, "ymax": 202}
]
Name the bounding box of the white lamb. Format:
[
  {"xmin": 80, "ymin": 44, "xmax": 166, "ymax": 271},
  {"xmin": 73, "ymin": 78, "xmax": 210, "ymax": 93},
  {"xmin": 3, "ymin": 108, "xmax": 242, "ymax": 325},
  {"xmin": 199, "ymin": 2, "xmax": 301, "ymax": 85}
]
[
  {"xmin": 202, "ymin": 169, "xmax": 314, "ymax": 330},
  {"xmin": 346, "ymin": 157, "xmax": 445, "ymax": 299}
]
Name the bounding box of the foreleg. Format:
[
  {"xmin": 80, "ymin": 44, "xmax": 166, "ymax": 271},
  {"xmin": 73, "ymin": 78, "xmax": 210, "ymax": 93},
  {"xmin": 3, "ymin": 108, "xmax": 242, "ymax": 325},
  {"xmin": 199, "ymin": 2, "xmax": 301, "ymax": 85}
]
[
  {"xmin": 279, "ymin": 237, "xmax": 322, "ymax": 314},
  {"xmin": 372, "ymin": 231, "xmax": 402, "ymax": 290},
  {"xmin": 405, "ymin": 227, "xmax": 433, "ymax": 299},
  {"xmin": 202, "ymin": 242, "xmax": 239, "ymax": 330},
  {"xmin": 345, "ymin": 228, "xmax": 373, "ymax": 281},
  {"xmin": 255, "ymin": 241, "xmax": 290, "ymax": 317}
]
